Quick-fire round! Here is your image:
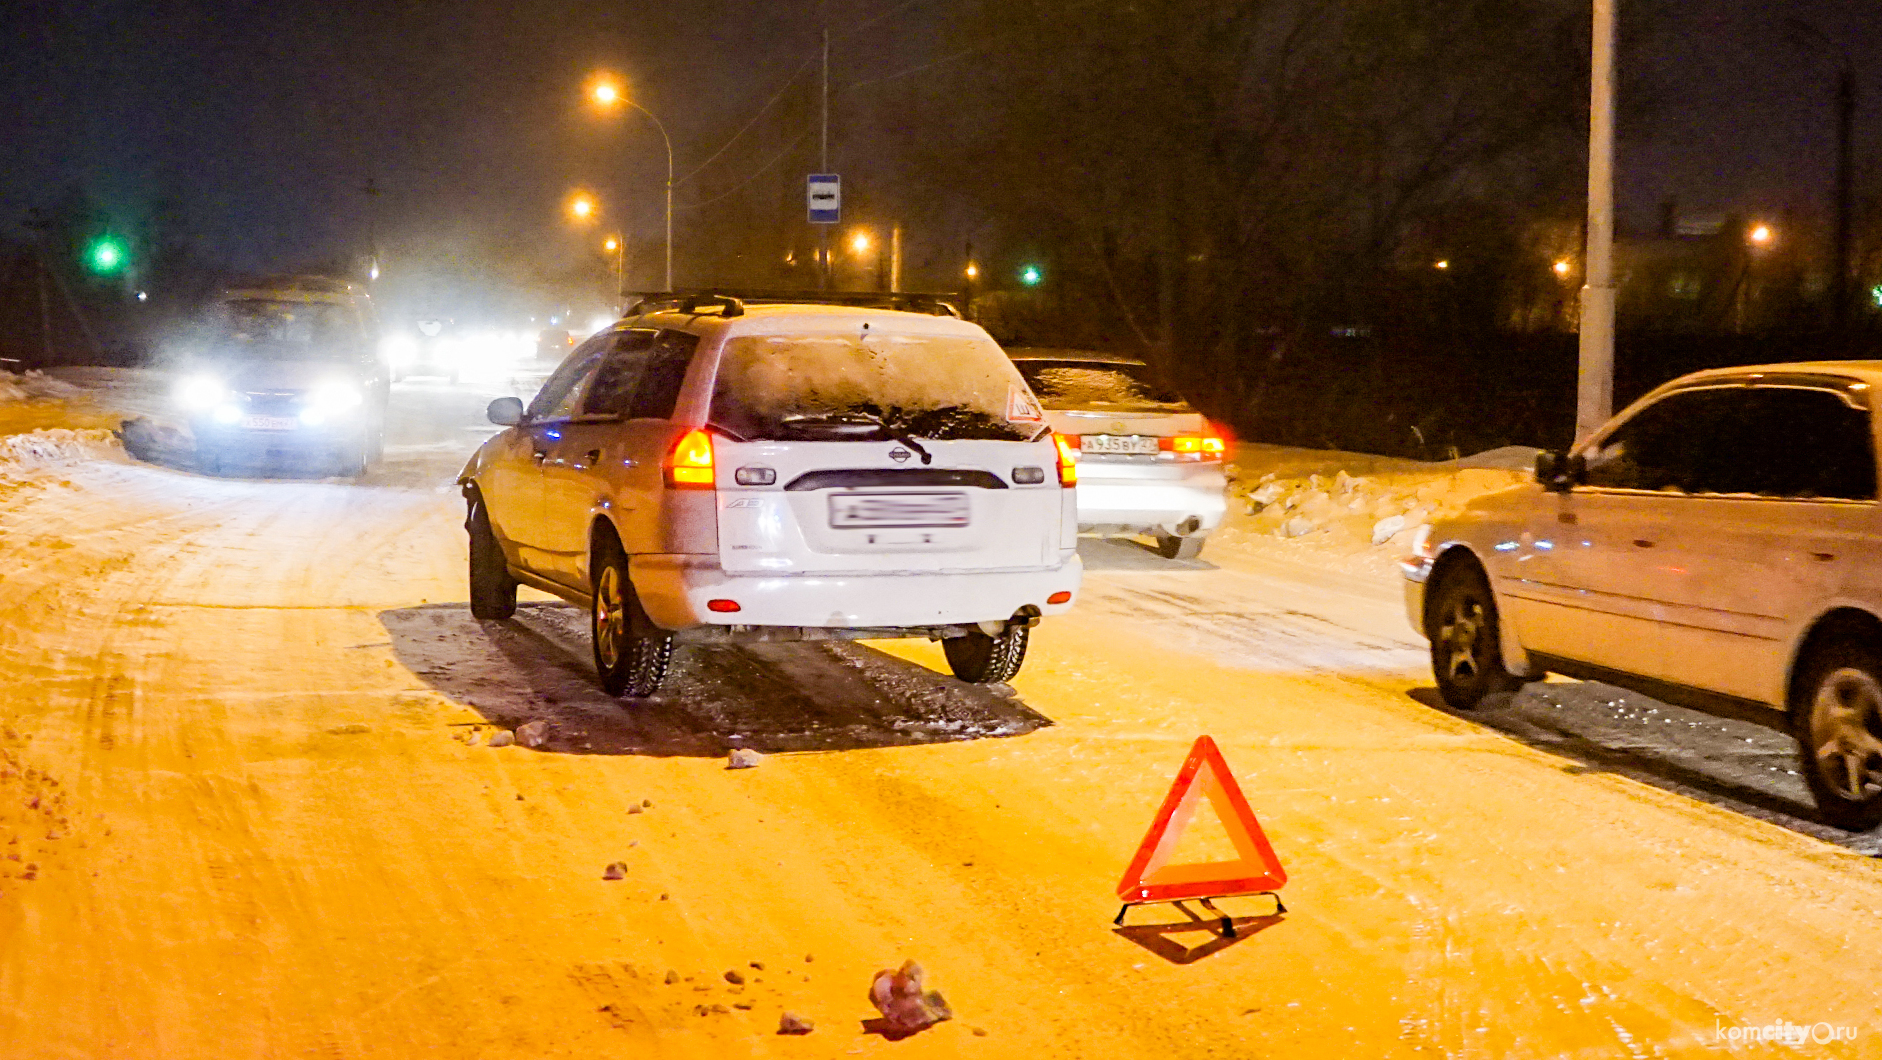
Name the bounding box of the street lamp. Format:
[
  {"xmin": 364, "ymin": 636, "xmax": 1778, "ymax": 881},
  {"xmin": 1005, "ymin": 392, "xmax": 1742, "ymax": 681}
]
[
  {"xmin": 1748, "ymin": 223, "xmax": 1774, "ymax": 247},
  {"xmin": 589, "ymin": 75, "xmax": 674, "ymax": 293},
  {"xmin": 569, "ymin": 192, "xmax": 597, "ymax": 222}
]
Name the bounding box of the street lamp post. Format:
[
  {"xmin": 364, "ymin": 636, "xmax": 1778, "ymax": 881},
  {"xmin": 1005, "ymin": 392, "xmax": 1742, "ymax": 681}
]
[
  {"xmin": 1577, "ymin": 0, "xmax": 1617, "ymax": 443},
  {"xmin": 592, "ymin": 80, "xmax": 674, "ymax": 293}
]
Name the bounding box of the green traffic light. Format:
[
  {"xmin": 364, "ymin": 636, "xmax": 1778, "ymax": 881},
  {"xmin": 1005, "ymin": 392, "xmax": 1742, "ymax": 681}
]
[
  {"xmin": 1019, "ymin": 264, "xmax": 1042, "ymax": 286},
  {"xmin": 85, "ymin": 237, "xmax": 127, "ymax": 275}
]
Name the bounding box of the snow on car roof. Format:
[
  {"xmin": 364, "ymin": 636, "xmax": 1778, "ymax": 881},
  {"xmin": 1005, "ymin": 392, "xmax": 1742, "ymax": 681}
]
[{"xmin": 1665, "ymin": 360, "xmax": 1882, "ymax": 388}]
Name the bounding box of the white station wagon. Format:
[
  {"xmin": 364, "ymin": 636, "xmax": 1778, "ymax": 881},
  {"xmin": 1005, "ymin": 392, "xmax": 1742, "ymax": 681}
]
[
  {"xmin": 459, "ymin": 295, "xmax": 1082, "ymax": 697},
  {"xmin": 1404, "ymin": 362, "xmax": 1882, "ymax": 830}
]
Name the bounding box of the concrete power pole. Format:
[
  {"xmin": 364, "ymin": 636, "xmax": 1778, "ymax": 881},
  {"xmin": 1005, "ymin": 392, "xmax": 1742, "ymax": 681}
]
[{"xmin": 1577, "ymin": 0, "xmax": 1618, "ymax": 442}]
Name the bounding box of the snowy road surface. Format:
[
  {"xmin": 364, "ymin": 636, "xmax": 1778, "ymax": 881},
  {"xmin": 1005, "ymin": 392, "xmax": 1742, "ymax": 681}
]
[{"xmin": 2, "ymin": 374, "xmax": 1880, "ymax": 1057}]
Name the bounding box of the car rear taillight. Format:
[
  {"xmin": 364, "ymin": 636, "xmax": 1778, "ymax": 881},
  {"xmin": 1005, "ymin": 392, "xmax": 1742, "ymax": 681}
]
[
  {"xmin": 664, "ymin": 428, "xmax": 715, "ymax": 488},
  {"xmin": 1052, "ymin": 433, "xmax": 1078, "ymax": 486},
  {"xmin": 1160, "ymin": 432, "xmax": 1226, "ymax": 460}
]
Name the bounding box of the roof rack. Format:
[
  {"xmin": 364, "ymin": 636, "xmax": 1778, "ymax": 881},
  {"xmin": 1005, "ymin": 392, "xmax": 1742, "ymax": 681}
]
[{"xmin": 626, "ymin": 288, "xmax": 963, "ymax": 319}]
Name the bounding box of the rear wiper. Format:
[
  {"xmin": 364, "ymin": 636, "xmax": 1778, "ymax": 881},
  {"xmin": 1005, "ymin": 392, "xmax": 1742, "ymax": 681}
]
[{"xmin": 785, "ymin": 410, "xmax": 932, "ymax": 464}]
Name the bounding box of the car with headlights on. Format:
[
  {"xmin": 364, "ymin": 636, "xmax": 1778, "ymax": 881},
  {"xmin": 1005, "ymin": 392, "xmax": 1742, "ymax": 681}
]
[
  {"xmin": 459, "ymin": 293, "xmax": 1082, "ymax": 697},
  {"xmin": 174, "ymin": 276, "xmax": 388, "ymax": 475},
  {"xmin": 1404, "ymin": 362, "xmax": 1882, "ymax": 830},
  {"xmin": 1007, "ymin": 349, "xmax": 1226, "ymax": 559}
]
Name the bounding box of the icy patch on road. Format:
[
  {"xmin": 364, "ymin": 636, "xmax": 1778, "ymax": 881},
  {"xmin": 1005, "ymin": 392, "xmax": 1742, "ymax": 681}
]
[
  {"xmin": 0, "ymin": 428, "xmax": 123, "ymax": 466},
  {"xmin": 379, "ymin": 602, "xmax": 1051, "ymax": 757}
]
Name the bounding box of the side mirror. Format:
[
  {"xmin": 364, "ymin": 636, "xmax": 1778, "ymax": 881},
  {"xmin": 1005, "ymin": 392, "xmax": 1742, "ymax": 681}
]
[
  {"xmin": 487, "ymin": 397, "xmax": 524, "ymax": 427},
  {"xmin": 1535, "ymin": 450, "xmax": 1582, "ymax": 492}
]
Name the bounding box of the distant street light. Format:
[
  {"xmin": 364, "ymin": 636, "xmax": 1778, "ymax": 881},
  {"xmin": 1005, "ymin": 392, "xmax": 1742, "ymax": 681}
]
[
  {"xmin": 1553, "ymin": 259, "xmax": 1572, "ymax": 279},
  {"xmin": 850, "ymin": 230, "xmax": 872, "ymax": 255},
  {"xmin": 1434, "ymin": 259, "xmax": 1450, "ymax": 271},
  {"xmin": 1748, "ymin": 223, "xmax": 1774, "ymax": 247},
  {"xmin": 570, "ymin": 193, "xmax": 597, "ymax": 221},
  {"xmin": 589, "ymin": 74, "xmax": 675, "ymax": 292},
  {"xmin": 964, "ymin": 263, "xmax": 979, "ymax": 280}
]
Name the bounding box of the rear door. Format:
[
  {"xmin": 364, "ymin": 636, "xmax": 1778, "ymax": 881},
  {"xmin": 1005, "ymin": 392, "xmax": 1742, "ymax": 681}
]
[{"xmin": 1651, "ymin": 383, "xmax": 1880, "ymax": 702}]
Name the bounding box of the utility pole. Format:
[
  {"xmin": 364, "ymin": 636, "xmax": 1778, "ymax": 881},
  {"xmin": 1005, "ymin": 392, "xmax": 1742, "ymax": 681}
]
[
  {"xmin": 1577, "ymin": 0, "xmax": 1617, "ymax": 442},
  {"xmin": 889, "ymin": 223, "xmax": 902, "ymax": 293},
  {"xmin": 819, "ymin": 27, "xmax": 832, "ymax": 291},
  {"xmin": 1833, "ymin": 68, "xmax": 1855, "ymax": 334}
]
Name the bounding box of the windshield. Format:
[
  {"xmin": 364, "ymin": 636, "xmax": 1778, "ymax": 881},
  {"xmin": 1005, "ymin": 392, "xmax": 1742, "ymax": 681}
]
[
  {"xmin": 205, "ymin": 299, "xmax": 365, "ymax": 361},
  {"xmin": 710, "ymin": 333, "xmax": 1037, "ymax": 441},
  {"xmin": 1014, "ymin": 359, "xmax": 1188, "ymax": 412}
]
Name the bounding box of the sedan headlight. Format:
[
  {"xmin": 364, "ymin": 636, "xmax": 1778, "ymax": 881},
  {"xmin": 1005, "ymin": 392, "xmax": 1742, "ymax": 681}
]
[{"xmin": 177, "ymin": 375, "xmax": 227, "ymax": 411}]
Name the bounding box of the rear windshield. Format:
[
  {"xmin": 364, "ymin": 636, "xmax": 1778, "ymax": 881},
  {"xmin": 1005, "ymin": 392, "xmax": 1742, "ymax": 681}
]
[
  {"xmin": 207, "ymin": 299, "xmax": 365, "ymax": 360},
  {"xmin": 1014, "ymin": 359, "xmax": 1188, "ymax": 412},
  {"xmin": 710, "ymin": 333, "xmax": 1036, "ymax": 441}
]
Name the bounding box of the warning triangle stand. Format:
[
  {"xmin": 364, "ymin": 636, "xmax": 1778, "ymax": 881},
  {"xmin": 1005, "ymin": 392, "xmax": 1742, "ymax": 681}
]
[{"xmin": 1113, "ymin": 735, "xmax": 1287, "ymax": 937}]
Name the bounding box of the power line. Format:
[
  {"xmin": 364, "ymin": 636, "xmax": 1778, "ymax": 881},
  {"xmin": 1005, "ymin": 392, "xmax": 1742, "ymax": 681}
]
[
  {"xmin": 675, "ymin": 130, "xmax": 812, "ymax": 211},
  {"xmin": 674, "ymin": 59, "xmax": 815, "ymax": 188}
]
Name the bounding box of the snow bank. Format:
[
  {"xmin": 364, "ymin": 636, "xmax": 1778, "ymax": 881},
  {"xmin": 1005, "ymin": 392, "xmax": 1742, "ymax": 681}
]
[
  {"xmin": 0, "ymin": 428, "xmax": 124, "ymax": 466},
  {"xmin": 1207, "ymin": 444, "xmax": 1533, "ymax": 575},
  {"xmin": 0, "ymin": 370, "xmax": 85, "ymax": 403}
]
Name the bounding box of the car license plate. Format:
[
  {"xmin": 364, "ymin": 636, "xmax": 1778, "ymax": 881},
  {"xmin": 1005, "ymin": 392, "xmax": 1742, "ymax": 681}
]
[
  {"xmin": 829, "ymin": 492, "xmax": 969, "ymax": 529},
  {"xmin": 240, "ymin": 415, "xmax": 300, "ymax": 431},
  {"xmin": 1080, "ymin": 434, "xmax": 1159, "ymax": 455}
]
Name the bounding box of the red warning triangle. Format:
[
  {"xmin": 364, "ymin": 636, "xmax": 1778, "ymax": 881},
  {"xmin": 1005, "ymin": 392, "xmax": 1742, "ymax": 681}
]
[{"xmin": 1116, "ymin": 735, "xmax": 1287, "ymax": 903}]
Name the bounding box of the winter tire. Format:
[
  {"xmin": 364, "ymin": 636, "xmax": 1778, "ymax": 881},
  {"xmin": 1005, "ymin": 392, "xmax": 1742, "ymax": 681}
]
[
  {"xmin": 466, "ymin": 501, "xmax": 518, "ymax": 620},
  {"xmin": 1428, "ymin": 560, "xmax": 1523, "ymax": 710},
  {"xmin": 591, "ymin": 539, "xmax": 672, "ymax": 698},
  {"xmin": 1155, "ymin": 532, "xmax": 1205, "ymax": 560},
  {"xmin": 943, "ymin": 624, "xmax": 1030, "ymax": 683},
  {"xmin": 1793, "ymin": 638, "xmax": 1882, "ymax": 832}
]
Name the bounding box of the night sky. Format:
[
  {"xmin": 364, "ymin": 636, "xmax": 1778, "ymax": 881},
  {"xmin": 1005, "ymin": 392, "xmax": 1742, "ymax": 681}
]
[{"xmin": 1, "ymin": 0, "xmax": 1876, "ymax": 276}]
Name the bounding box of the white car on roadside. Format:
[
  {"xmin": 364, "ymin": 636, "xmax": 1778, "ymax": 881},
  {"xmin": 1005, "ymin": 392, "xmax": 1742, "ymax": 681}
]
[
  {"xmin": 1008, "ymin": 349, "xmax": 1226, "ymax": 559},
  {"xmin": 458, "ymin": 295, "xmax": 1082, "ymax": 697},
  {"xmin": 1404, "ymin": 361, "xmax": 1882, "ymax": 829}
]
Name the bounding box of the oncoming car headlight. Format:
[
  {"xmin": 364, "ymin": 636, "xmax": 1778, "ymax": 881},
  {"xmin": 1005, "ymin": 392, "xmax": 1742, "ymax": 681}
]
[{"xmin": 177, "ymin": 375, "xmax": 228, "ymax": 411}]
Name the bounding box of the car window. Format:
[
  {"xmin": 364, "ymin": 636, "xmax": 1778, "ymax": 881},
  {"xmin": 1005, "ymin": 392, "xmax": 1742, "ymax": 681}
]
[
  {"xmin": 1013, "ymin": 359, "xmax": 1187, "ymax": 411},
  {"xmin": 578, "ymin": 330, "xmax": 659, "ymax": 417},
  {"xmin": 526, "ymin": 337, "xmax": 611, "ymax": 423},
  {"xmin": 626, "ymin": 330, "xmax": 701, "ymax": 420},
  {"xmin": 1582, "ymin": 389, "xmax": 1720, "ymax": 492},
  {"xmin": 1687, "ymin": 387, "xmax": 1875, "ymax": 500}
]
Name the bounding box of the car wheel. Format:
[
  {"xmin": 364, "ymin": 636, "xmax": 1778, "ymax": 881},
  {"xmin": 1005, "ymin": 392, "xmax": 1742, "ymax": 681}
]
[
  {"xmin": 1427, "ymin": 560, "xmax": 1524, "ymax": 709},
  {"xmin": 1793, "ymin": 638, "xmax": 1882, "ymax": 831},
  {"xmin": 942, "ymin": 624, "xmax": 1030, "ymax": 683},
  {"xmin": 466, "ymin": 500, "xmax": 517, "ymax": 620},
  {"xmin": 591, "ymin": 539, "xmax": 673, "ymax": 698},
  {"xmin": 1154, "ymin": 532, "xmax": 1206, "ymax": 560}
]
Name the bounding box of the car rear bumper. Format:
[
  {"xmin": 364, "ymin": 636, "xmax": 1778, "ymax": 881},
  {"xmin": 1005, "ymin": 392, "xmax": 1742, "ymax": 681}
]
[
  {"xmin": 630, "ymin": 554, "xmax": 1084, "ymax": 632},
  {"xmin": 1075, "ymin": 468, "xmax": 1227, "ymax": 536}
]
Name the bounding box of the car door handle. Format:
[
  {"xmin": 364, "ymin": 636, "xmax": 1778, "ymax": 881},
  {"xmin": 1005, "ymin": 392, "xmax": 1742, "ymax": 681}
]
[
  {"xmin": 531, "ymin": 450, "xmax": 548, "ymax": 463},
  {"xmin": 585, "ymin": 449, "xmax": 602, "ymax": 465},
  {"xmin": 1812, "ymin": 551, "xmax": 1836, "ymax": 562},
  {"xmin": 1633, "ymin": 539, "xmax": 1655, "ymax": 548}
]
